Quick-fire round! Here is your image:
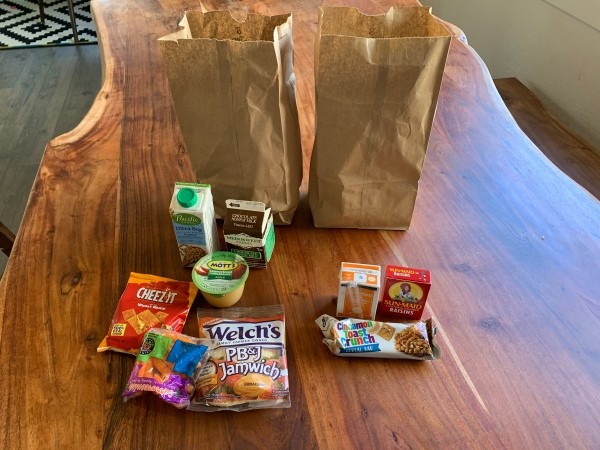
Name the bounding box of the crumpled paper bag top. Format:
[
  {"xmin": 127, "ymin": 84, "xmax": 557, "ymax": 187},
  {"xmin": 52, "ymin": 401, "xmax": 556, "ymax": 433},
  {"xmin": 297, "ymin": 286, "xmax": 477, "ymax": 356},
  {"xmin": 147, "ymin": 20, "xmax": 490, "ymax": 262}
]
[{"xmin": 318, "ymin": 6, "xmax": 452, "ymax": 38}]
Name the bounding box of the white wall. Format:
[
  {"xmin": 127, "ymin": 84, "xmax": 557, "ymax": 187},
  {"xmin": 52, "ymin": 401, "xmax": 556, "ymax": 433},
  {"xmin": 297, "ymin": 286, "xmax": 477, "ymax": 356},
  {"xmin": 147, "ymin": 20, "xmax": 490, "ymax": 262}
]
[{"xmin": 427, "ymin": 0, "xmax": 600, "ymax": 153}]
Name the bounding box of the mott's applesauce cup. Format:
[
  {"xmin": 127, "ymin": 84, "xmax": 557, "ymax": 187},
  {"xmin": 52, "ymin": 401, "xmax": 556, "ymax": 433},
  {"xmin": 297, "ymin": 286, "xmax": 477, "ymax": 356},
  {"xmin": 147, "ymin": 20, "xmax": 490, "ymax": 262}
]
[
  {"xmin": 337, "ymin": 262, "xmax": 381, "ymax": 320},
  {"xmin": 380, "ymin": 265, "xmax": 431, "ymax": 320},
  {"xmin": 192, "ymin": 252, "xmax": 249, "ymax": 307},
  {"xmin": 170, "ymin": 182, "xmax": 219, "ymax": 267}
]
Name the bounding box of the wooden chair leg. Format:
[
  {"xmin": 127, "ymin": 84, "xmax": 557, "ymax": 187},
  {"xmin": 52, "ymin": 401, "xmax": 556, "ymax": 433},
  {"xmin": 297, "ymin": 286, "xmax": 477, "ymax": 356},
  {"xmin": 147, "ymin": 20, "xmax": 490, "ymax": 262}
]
[
  {"xmin": 0, "ymin": 222, "xmax": 15, "ymax": 258},
  {"xmin": 66, "ymin": 0, "xmax": 79, "ymax": 43},
  {"xmin": 38, "ymin": 0, "xmax": 45, "ymax": 25}
]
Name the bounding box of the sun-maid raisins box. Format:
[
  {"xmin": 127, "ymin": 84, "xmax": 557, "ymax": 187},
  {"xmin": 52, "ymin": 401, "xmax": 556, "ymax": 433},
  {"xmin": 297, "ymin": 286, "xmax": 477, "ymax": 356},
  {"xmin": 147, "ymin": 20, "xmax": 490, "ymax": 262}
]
[
  {"xmin": 380, "ymin": 266, "xmax": 431, "ymax": 320},
  {"xmin": 170, "ymin": 182, "xmax": 219, "ymax": 267},
  {"xmin": 223, "ymin": 199, "xmax": 275, "ymax": 269}
]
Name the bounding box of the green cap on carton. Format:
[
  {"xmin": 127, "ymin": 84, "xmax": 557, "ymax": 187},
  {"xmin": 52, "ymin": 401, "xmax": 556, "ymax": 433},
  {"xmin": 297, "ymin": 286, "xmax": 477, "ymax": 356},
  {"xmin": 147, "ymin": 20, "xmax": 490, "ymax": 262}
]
[{"xmin": 177, "ymin": 188, "xmax": 198, "ymax": 208}]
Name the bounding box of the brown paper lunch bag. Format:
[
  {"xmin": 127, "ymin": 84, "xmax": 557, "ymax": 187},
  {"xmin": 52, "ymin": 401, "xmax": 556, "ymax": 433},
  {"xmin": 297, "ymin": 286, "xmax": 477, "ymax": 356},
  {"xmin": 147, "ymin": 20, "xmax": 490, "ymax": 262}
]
[
  {"xmin": 159, "ymin": 10, "xmax": 303, "ymax": 224},
  {"xmin": 308, "ymin": 6, "xmax": 452, "ymax": 229}
]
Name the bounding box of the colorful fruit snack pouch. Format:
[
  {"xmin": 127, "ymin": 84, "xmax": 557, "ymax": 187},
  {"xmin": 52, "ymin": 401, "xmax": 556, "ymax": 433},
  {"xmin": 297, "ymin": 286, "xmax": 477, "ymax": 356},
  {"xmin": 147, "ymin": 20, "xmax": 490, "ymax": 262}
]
[
  {"xmin": 123, "ymin": 328, "xmax": 214, "ymax": 408},
  {"xmin": 98, "ymin": 272, "xmax": 198, "ymax": 355},
  {"xmin": 188, "ymin": 305, "xmax": 290, "ymax": 412}
]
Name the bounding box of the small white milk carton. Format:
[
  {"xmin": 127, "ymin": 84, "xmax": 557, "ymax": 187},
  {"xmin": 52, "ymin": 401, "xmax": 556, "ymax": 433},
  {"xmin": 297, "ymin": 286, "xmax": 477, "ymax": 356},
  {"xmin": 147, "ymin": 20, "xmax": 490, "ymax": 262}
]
[
  {"xmin": 170, "ymin": 182, "xmax": 219, "ymax": 267},
  {"xmin": 223, "ymin": 199, "xmax": 275, "ymax": 269}
]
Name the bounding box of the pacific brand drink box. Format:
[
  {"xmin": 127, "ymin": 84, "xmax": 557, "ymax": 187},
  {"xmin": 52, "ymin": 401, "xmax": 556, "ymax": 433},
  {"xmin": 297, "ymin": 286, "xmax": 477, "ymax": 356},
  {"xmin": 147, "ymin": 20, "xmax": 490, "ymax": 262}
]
[
  {"xmin": 380, "ymin": 265, "xmax": 431, "ymax": 320},
  {"xmin": 337, "ymin": 262, "xmax": 381, "ymax": 320},
  {"xmin": 170, "ymin": 182, "xmax": 219, "ymax": 267},
  {"xmin": 223, "ymin": 199, "xmax": 275, "ymax": 269}
]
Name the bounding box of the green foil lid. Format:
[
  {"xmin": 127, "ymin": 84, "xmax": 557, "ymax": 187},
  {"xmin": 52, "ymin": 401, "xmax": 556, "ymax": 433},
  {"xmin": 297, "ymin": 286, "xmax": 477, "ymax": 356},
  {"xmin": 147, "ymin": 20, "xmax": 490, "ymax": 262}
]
[{"xmin": 192, "ymin": 252, "xmax": 249, "ymax": 296}]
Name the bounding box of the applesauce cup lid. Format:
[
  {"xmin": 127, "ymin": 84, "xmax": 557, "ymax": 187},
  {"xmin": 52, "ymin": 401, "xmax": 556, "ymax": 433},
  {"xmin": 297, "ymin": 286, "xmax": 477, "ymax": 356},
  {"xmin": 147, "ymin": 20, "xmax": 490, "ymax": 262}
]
[{"xmin": 192, "ymin": 251, "xmax": 249, "ymax": 296}]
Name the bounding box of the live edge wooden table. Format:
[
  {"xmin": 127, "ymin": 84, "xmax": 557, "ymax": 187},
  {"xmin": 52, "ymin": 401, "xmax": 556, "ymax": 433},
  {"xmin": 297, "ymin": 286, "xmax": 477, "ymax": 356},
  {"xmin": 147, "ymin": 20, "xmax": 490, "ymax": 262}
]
[{"xmin": 1, "ymin": 0, "xmax": 599, "ymax": 449}]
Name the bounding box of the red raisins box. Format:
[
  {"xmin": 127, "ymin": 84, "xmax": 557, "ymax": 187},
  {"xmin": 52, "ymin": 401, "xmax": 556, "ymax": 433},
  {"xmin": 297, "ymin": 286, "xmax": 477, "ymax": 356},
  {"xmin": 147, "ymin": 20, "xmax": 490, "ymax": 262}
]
[{"xmin": 380, "ymin": 266, "xmax": 431, "ymax": 320}]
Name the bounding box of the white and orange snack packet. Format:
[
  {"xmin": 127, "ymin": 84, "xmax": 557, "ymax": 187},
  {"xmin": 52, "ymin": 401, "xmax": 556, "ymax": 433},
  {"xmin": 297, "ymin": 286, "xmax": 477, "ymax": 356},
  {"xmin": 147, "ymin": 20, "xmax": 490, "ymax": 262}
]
[{"xmin": 188, "ymin": 305, "xmax": 290, "ymax": 412}]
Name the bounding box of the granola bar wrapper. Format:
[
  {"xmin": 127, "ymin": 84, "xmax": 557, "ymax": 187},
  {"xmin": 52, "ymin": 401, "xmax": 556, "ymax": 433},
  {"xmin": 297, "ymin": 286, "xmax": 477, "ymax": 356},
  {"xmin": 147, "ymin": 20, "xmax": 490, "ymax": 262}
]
[{"xmin": 316, "ymin": 315, "xmax": 440, "ymax": 360}]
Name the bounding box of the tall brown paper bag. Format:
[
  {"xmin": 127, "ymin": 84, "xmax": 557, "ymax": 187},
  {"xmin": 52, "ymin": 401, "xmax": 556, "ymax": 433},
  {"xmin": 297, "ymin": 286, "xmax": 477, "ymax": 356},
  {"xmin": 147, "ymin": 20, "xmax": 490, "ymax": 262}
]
[
  {"xmin": 308, "ymin": 6, "xmax": 452, "ymax": 229},
  {"xmin": 159, "ymin": 10, "xmax": 303, "ymax": 224}
]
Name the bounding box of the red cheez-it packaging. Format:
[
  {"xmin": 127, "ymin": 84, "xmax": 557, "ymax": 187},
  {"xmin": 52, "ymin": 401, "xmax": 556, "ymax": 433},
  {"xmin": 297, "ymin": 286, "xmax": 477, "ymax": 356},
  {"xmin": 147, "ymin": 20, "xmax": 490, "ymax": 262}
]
[
  {"xmin": 98, "ymin": 273, "xmax": 198, "ymax": 355},
  {"xmin": 380, "ymin": 266, "xmax": 431, "ymax": 321}
]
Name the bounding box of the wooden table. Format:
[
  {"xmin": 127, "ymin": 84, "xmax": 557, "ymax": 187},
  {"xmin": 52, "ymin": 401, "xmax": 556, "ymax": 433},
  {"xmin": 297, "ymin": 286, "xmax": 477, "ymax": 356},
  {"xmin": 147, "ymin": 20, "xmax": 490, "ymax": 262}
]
[{"xmin": 2, "ymin": 0, "xmax": 599, "ymax": 448}]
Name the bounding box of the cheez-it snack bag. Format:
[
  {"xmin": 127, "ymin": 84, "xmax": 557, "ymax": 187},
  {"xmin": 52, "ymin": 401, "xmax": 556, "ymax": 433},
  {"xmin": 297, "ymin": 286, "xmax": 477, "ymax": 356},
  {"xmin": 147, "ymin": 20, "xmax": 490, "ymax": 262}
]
[{"xmin": 98, "ymin": 273, "xmax": 198, "ymax": 355}]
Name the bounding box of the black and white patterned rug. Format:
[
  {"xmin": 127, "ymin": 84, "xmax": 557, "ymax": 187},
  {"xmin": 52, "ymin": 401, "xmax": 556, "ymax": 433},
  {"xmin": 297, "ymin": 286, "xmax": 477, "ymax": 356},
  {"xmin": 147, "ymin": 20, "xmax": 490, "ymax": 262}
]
[{"xmin": 0, "ymin": 0, "xmax": 97, "ymax": 48}]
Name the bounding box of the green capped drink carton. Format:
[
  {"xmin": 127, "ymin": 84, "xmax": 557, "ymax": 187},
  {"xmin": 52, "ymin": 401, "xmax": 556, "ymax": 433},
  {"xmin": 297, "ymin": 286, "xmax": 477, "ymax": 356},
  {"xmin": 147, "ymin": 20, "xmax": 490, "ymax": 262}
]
[{"xmin": 170, "ymin": 182, "xmax": 219, "ymax": 267}]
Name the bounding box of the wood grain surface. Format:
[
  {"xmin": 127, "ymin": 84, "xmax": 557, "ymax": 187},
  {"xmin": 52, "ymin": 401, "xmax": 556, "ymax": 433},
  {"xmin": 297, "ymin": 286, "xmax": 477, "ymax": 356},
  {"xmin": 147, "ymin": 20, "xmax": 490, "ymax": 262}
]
[{"xmin": 1, "ymin": 0, "xmax": 599, "ymax": 449}]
